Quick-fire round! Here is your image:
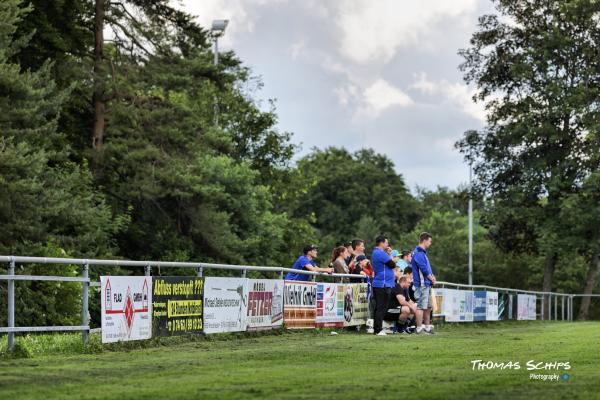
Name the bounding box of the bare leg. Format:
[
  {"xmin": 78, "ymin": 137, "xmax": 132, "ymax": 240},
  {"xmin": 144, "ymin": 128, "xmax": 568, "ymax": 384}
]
[
  {"xmin": 415, "ymin": 309, "xmax": 423, "ymax": 328},
  {"xmin": 424, "ymin": 307, "xmax": 432, "ymax": 326},
  {"xmin": 400, "ymin": 308, "xmax": 410, "ymax": 322}
]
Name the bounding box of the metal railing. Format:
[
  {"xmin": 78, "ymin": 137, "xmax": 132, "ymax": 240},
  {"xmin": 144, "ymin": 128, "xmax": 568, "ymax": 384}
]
[
  {"xmin": 435, "ymin": 281, "xmax": 575, "ymax": 322},
  {"xmin": 0, "ymin": 255, "xmax": 362, "ymax": 351},
  {"xmin": 1, "ymin": 255, "xmax": 596, "ymax": 352}
]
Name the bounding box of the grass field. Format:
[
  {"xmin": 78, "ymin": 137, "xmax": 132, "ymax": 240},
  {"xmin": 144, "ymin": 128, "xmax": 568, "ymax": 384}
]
[{"xmin": 0, "ymin": 321, "xmax": 599, "ymax": 400}]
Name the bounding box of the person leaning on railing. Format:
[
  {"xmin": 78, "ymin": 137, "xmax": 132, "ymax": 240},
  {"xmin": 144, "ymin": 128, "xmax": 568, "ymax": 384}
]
[
  {"xmin": 347, "ymin": 238, "xmax": 366, "ymax": 273},
  {"xmin": 331, "ymin": 245, "xmax": 350, "ymax": 283},
  {"xmin": 352, "ymin": 255, "xmax": 372, "ymax": 282},
  {"xmin": 285, "ymin": 244, "xmax": 333, "ymax": 281}
]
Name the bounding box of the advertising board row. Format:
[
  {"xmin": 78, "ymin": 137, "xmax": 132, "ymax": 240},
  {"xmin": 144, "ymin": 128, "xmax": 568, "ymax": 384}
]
[
  {"xmin": 100, "ymin": 276, "xmax": 536, "ymax": 343},
  {"xmin": 101, "ymin": 277, "xmax": 369, "ymax": 343}
]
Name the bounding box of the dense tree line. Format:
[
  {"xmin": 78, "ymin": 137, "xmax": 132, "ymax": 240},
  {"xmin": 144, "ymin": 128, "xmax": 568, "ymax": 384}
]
[{"xmin": 0, "ymin": 0, "xmax": 598, "ymax": 327}]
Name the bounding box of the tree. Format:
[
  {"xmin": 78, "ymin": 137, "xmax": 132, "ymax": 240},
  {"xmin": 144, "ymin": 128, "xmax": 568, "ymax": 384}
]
[
  {"xmin": 0, "ymin": 0, "xmax": 124, "ymax": 327},
  {"xmin": 456, "ymin": 0, "xmax": 600, "ymax": 314},
  {"xmin": 295, "ymin": 147, "xmax": 419, "ymax": 256},
  {"xmin": 560, "ymin": 172, "xmax": 600, "ymax": 319}
]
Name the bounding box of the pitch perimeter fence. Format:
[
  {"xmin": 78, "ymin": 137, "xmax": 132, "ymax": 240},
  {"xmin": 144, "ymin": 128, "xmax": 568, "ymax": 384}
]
[{"xmin": 0, "ymin": 255, "xmax": 596, "ymax": 352}]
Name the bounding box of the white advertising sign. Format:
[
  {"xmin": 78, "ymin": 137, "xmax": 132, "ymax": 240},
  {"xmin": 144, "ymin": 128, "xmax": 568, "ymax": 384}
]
[
  {"xmin": 101, "ymin": 276, "xmax": 152, "ymax": 343},
  {"xmin": 247, "ymin": 279, "xmax": 284, "ymax": 330},
  {"xmin": 442, "ymin": 289, "xmax": 461, "ymax": 322},
  {"xmin": 486, "ymin": 291, "xmax": 499, "ymax": 321},
  {"xmin": 316, "ymin": 283, "xmax": 344, "ymax": 328},
  {"xmin": 517, "ymin": 294, "xmax": 537, "ymax": 320},
  {"xmin": 203, "ymin": 277, "xmax": 249, "ymax": 334}
]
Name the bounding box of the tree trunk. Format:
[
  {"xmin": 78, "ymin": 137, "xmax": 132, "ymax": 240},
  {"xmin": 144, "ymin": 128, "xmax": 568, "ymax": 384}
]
[
  {"xmin": 577, "ymin": 245, "xmax": 599, "ymax": 320},
  {"xmin": 542, "ymin": 252, "xmax": 557, "ymax": 320},
  {"xmin": 92, "ymin": 0, "xmax": 105, "ymax": 150}
]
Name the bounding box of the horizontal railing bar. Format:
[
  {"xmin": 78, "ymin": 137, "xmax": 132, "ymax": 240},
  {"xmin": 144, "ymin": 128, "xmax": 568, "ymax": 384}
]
[
  {"xmin": 0, "ymin": 275, "xmax": 89, "ymax": 283},
  {"xmin": 0, "ymin": 256, "xmax": 363, "ymax": 280},
  {"xmin": 0, "ymin": 256, "xmax": 583, "ymax": 295},
  {"xmin": 0, "ymin": 326, "xmax": 88, "ymax": 333},
  {"xmin": 90, "ymin": 328, "xmax": 101, "ymax": 334},
  {"xmin": 90, "ymin": 282, "xmax": 101, "ymax": 287},
  {"xmin": 436, "ymin": 281, "xmax": 571, "ymax": 297}
]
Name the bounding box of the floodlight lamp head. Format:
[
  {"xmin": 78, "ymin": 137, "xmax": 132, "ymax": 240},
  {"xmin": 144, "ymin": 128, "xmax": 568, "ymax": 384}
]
[{"xmin": 211, "ymin": 19, "xmax": 229, "ymax": 36}]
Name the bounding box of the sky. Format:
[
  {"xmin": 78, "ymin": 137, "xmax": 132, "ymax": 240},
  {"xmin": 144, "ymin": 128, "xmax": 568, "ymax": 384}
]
[{"xmin": 179, "ymin": 0, "xmax": 496, "ymax": 191}]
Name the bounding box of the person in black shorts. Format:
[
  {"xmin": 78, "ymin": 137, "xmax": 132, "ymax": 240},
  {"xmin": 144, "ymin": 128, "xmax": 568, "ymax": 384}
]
[
  {"xmin": 403, "ymin": 266, "xmax": 416, "ymax": 302},
  {"xmin": 384, "ymin": 273, "xmax": 416, "ymax": 333},
  {"xmin": 402, "ymin": 266, "xmax": 417, "ymax": 330}
]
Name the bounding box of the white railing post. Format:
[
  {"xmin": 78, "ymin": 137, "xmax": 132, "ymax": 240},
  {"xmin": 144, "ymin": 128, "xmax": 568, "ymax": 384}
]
[
  {"xmin": 81, "ymin": 261, "xmax": 89, "ymax": 344},
  {"xmin": 562, "ymin": 296, "xmax": 565, "ymax": 321},
  {"xmin": 7, "ymin": 257, "xmax": 15, "ymax": 352},
  {"xmin": 570, "ymin": 295, "xmax": 574, "ymax": 321}
]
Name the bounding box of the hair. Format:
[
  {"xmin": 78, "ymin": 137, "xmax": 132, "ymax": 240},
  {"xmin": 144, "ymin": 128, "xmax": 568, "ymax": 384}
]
[
  {"xmin": 344, "ymin": 241, "xmax": 352, "ymax": 248},
  {"xmin": 401, "ymin": 250, "xmax": 411, "ymax": 259},
  {"xmin": 419, "ymin": 232, "xmax": 433, "ymax": 243},
  {"xmin": 330, "ymin": 246, "xmax": 348, "ymax": 264},
  {"xmin": 374, "ymin": 235, "xmax": 387, "ymax": 246},
  {"xmin": 399, "ymin": 275, "xmax": 410, "ymax": 284},
  {"xmin": 351, "ymin": 239, "xmax": 364, "ymax": 250},
  {"xmin": 403, "ymin": 266, "xmax": 412, "ymax": 275}
]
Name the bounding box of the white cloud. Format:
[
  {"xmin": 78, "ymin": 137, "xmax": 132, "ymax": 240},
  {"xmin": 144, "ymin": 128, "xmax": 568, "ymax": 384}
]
[
  {"xmin": 334, "ymin": 84, "xmax": 359, "ymax": 106},
  {"xmin": 303, "ymin": 1, "xmax": 481, "ymax": 121},
  {"xmin": 362, "ymin": 79, "xmax": 413, "ymax": 116},
  {"xmin": 410, "ymin": 72, "xmax": 486, "ymax": 121},
  {"xmin": 335, "ymin": 0, "xmax": 478, "ymax": 64},
  {"xmin": 410, "ymin": 72, "xmax": 437, "ymax": 95},
  {"xmin": 334, "ymin": 79, "xmax": 414, "ymax": 119}
]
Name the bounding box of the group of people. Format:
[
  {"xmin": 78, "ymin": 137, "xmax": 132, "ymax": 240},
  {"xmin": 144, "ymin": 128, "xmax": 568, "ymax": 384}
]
[{"xmin": 285, "ymin": 233, "xmax": 436, "ymax": 336}]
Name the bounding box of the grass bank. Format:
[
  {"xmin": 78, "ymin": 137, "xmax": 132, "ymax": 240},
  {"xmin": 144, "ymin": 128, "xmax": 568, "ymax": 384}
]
[{"xmin": 0, "ymin": 321, "xmax": 598, "ymax": 399}]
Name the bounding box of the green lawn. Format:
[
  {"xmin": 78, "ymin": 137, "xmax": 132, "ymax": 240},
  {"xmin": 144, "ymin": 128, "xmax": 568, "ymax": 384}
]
[{"xmin": 0, "ymin": 321, "xmax": 599, "ymax": 400}]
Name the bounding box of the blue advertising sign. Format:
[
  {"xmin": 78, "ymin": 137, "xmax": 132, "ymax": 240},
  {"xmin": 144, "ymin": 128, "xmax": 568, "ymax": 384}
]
[{"xmin": 473, "ymin": 291, "xmax": 487, "ymax": 321}]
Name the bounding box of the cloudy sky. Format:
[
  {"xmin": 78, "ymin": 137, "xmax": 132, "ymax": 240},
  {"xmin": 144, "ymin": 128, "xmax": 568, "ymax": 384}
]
[{"xmin": 179, "ymin": 0, "xmax": 496, "ymax": 191}]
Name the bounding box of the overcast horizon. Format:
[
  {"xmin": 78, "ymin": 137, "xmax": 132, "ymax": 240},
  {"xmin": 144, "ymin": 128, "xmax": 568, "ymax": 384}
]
[{"xmin": 179, "ymin": 0, "xmax": 496, "ymax": 192}]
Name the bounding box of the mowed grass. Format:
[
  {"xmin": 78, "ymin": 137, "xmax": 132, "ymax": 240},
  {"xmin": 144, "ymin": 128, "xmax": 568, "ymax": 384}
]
[{"xmin": 0, "ymin": 321, "xmax": 599, "ymax": 400}]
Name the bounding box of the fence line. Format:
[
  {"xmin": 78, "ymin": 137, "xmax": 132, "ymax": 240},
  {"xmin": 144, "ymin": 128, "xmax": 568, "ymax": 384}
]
[{"xmin": 1, "ymin": 255, "xmax": 596, "ymax": 352}]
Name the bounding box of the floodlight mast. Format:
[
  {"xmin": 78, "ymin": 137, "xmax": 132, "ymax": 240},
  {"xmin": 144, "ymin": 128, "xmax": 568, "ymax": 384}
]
[{"xmin": 210, "ymin": 19, "xmax": 229, "ymax": 127}]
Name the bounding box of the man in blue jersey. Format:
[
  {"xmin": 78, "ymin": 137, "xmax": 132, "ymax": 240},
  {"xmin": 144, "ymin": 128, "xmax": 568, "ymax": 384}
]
[
  {"xmin": 285, "ymin": 244, "xmax": 333, "ymax": 281},
  {"xmin": 371, "ymin": 235, "xmax": 397, "ymax": 336},
  {"xmin": 411, "ymin": 232, "xmax": 436, "ymax": 334}
]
